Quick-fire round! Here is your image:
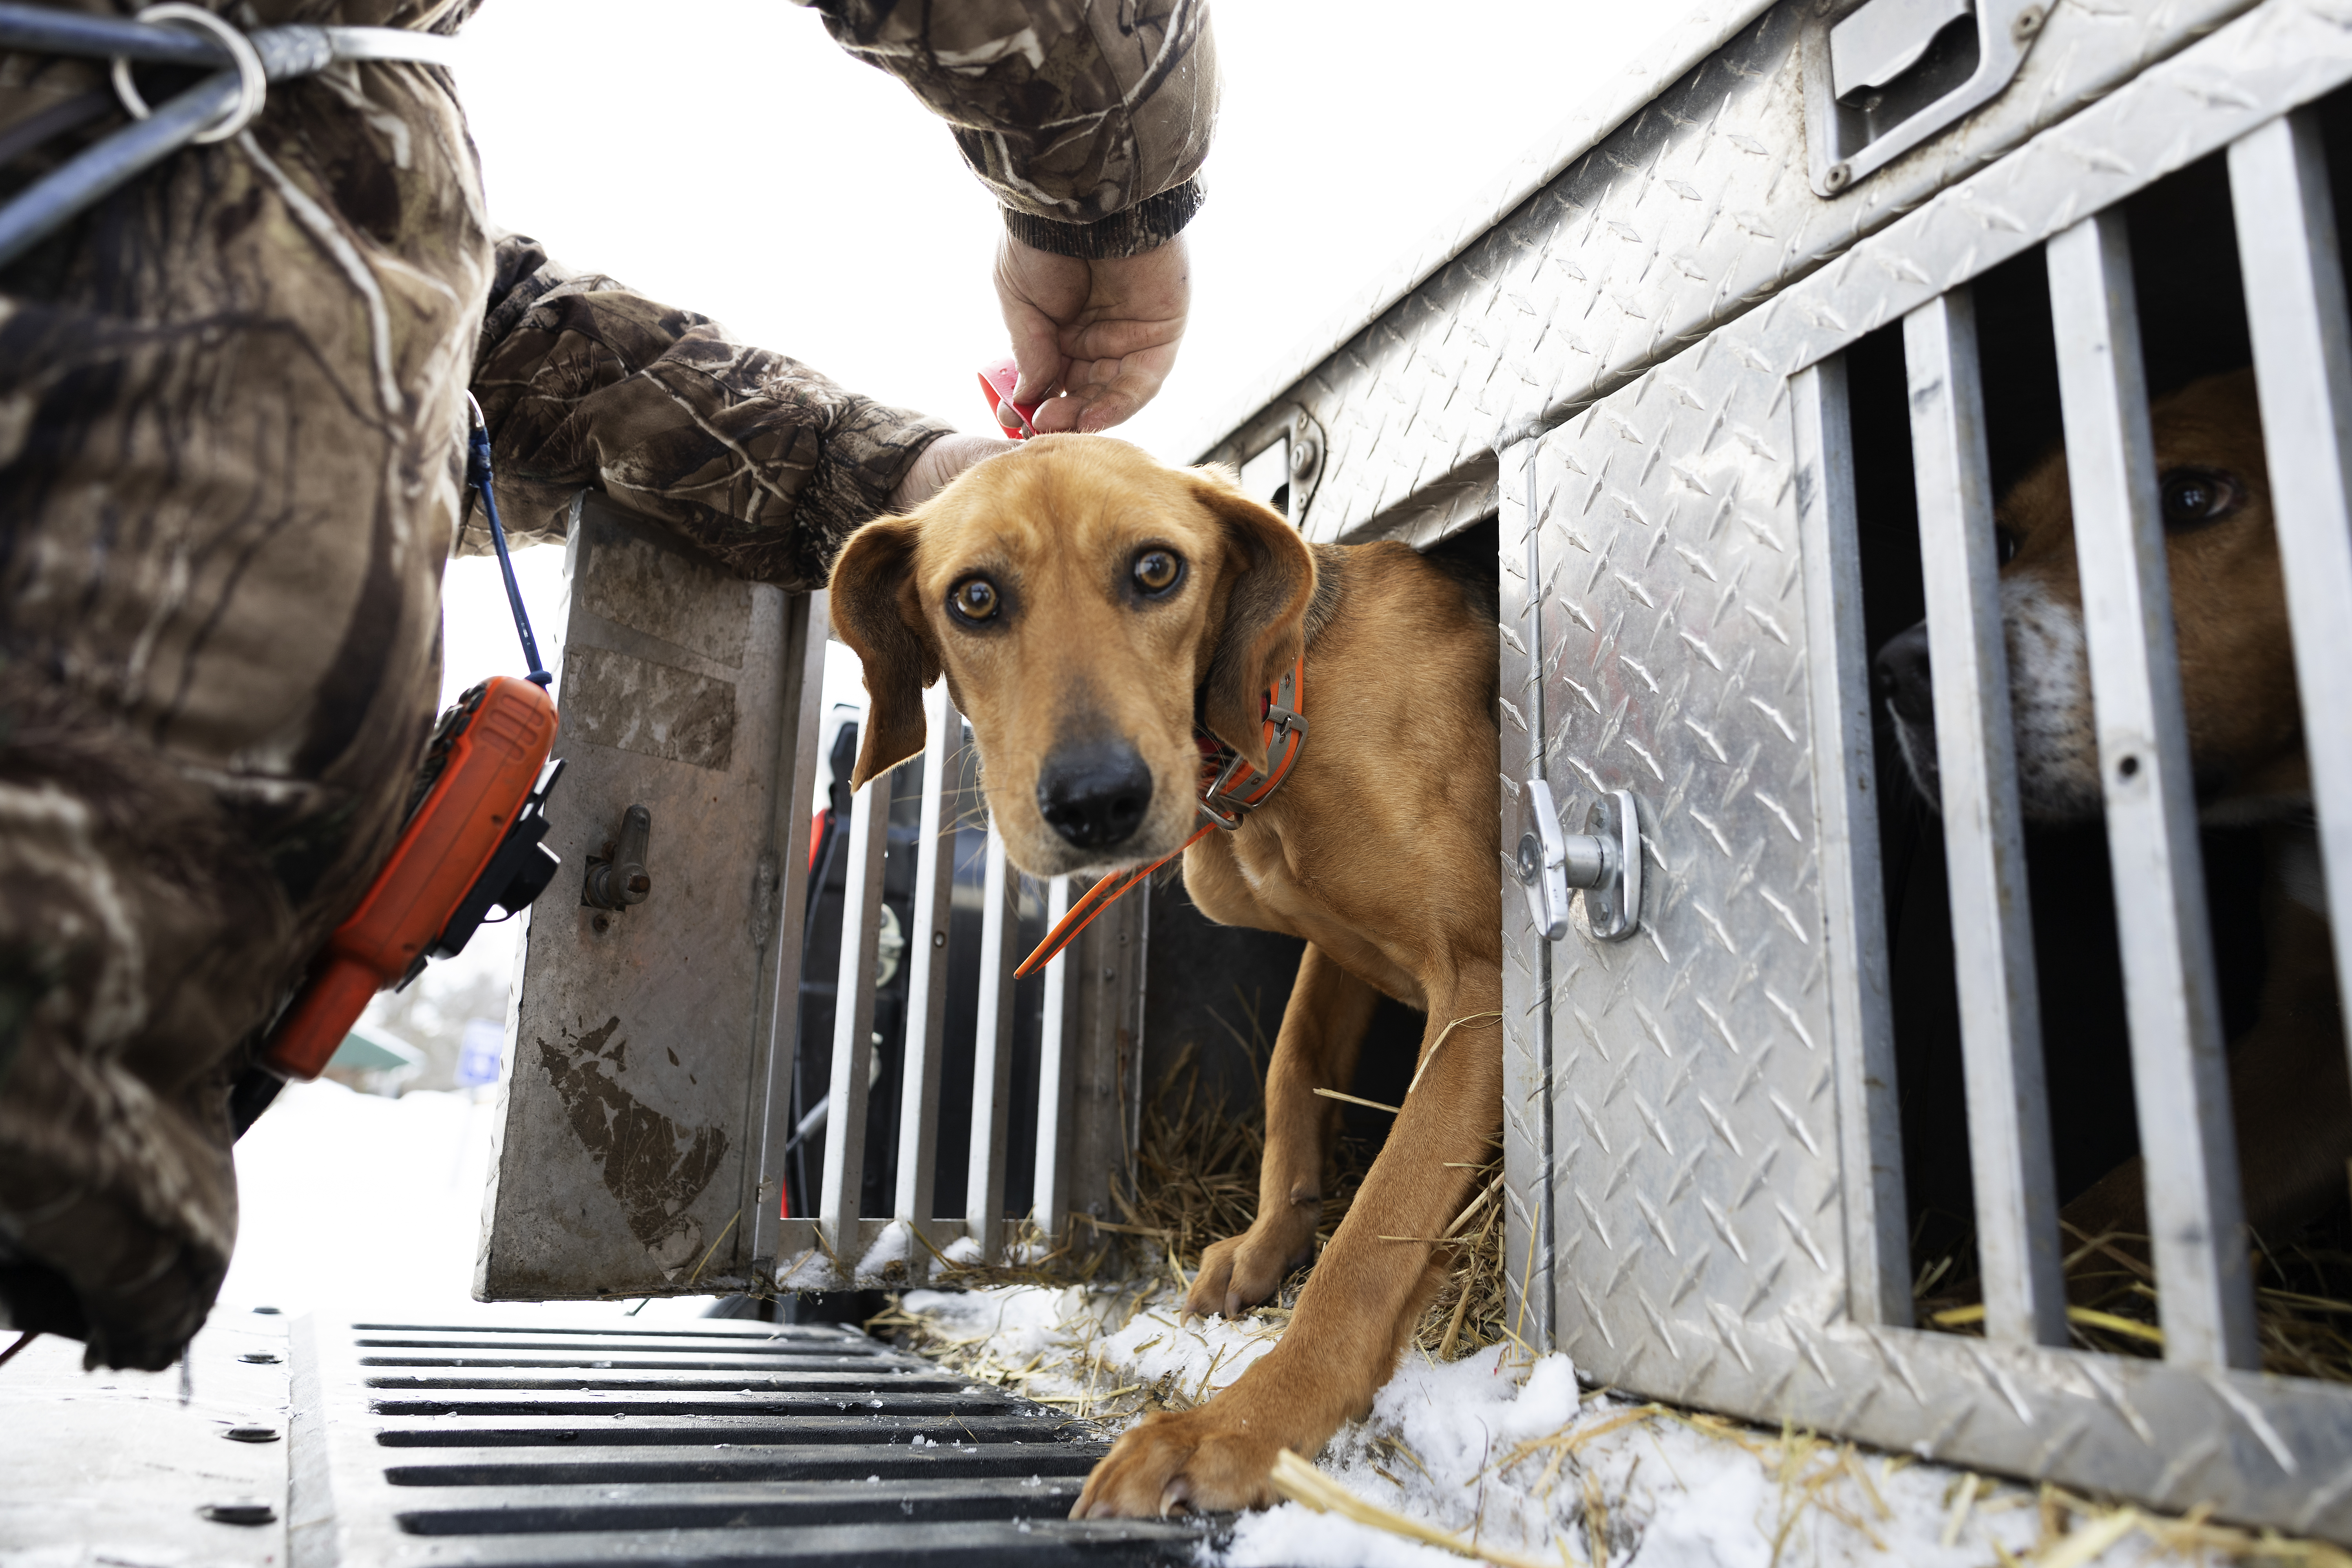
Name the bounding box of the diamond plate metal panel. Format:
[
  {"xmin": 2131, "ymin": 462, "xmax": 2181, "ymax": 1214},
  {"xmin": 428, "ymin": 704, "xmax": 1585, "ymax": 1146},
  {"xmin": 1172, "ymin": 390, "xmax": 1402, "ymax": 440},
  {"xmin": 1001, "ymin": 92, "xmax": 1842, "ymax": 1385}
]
[
  {"xmin": 1519, "ymin": 0, "xmax": 2352, "ymax": 1536},
  {"xmin": 1198, "ymin": 0, "xmax": 2268, "ymax": 547},
  {"xmin": 1536, "ymin": 364, "xmax": 1848, "ymax": 1364}
]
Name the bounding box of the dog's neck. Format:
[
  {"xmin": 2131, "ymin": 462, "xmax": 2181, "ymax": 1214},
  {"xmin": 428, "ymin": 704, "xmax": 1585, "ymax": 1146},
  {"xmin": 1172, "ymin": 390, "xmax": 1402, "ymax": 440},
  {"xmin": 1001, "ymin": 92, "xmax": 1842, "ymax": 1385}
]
[{"xmin": 1303, "ymin": 544, "xmax": 1348, "ymax": 650}]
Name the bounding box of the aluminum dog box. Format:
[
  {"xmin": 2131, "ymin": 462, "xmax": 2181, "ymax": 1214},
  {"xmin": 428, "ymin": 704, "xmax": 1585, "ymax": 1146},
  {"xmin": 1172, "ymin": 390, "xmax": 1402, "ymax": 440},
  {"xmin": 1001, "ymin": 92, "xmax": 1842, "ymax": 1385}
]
[{"xmin": 1185, "ymin": 0, "xmax": 2352, "ymax": 1536}]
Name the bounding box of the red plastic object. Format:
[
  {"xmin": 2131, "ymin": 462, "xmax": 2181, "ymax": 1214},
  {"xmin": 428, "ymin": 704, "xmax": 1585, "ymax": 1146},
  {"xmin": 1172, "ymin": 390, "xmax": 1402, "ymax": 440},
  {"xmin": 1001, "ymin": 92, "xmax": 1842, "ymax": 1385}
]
[
  {"xmin": 263, "ymin": 676, "xmax": 559, "ymax": 1080},
  {"xmin": 976, "ymin": 356, "xmax": 1042, "ymax": 440}
]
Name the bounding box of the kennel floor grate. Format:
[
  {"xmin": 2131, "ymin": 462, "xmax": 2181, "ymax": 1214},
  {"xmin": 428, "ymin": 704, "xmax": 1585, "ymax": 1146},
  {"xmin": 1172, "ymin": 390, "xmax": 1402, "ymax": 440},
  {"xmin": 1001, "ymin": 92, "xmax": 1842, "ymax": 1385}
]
[{"xmin": 289, "ymin": 1313, "xmax": 1209, "ymax": 1565}]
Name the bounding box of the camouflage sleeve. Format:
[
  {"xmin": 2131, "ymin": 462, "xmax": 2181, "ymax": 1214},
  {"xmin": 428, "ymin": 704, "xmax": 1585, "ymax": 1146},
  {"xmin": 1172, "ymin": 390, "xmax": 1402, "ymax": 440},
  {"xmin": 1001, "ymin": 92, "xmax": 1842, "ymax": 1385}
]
[
  {"xmin": 799, "ymin": 0, "xmax": 1216, "ymax": 260},
  {"xmin": 466, "ymin": 233, "xmax": 953, "ymax": 590}
]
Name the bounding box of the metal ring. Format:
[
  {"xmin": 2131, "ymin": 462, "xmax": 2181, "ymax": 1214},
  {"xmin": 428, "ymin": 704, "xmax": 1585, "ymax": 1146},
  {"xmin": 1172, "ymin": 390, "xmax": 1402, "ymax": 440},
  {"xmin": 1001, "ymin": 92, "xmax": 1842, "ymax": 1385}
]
[{"xmin": 110, "ymin": 5, "xmax": 267, "ymax": 145}]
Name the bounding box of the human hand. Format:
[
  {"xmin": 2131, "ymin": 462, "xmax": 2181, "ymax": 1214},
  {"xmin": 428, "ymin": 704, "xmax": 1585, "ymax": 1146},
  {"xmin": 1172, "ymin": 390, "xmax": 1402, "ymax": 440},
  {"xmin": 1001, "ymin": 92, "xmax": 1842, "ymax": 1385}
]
[
  {"xmin": 891, "ymin": 432, "xmax": 1020, "ymax": 512},
  {"xmin": 993, "ymin": 232, "xmax": 1190, "ymax": 434}
]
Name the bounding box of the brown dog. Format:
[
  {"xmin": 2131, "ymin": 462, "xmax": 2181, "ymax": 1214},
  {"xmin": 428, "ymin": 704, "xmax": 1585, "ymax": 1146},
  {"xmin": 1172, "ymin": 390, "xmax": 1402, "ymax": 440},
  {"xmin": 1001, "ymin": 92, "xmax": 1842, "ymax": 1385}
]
[
  {"xmin": 828, "ymin": 435, "xmax": 1504, "ymax": 1517},
  {"xmin": 1875, "ymin": 369, "xmax": 2346, "ymax": 1248}
]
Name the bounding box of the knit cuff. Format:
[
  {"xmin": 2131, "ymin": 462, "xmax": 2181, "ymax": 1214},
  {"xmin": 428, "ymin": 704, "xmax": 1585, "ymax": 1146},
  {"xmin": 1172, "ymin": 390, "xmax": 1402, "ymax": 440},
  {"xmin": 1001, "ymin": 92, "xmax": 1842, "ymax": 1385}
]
[{"xmin": 1001, "ymin": 178, "xmax": 1204, "ymax": 260}]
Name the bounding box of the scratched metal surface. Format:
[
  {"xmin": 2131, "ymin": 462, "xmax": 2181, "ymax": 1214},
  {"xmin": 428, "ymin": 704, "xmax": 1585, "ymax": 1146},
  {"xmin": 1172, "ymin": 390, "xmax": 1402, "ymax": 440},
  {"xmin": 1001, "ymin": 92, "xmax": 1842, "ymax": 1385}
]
[
  {"xmin": 1197, "ymin": 0, "xmax": 2266, "ymax": 548},
  {"xmin": 481, "ymin": 499, "xmax": 805, "ymax": 1301},
  {"xmin": 1522, "ymin": 0, "xmax": 2352, "ymax": 1535}
]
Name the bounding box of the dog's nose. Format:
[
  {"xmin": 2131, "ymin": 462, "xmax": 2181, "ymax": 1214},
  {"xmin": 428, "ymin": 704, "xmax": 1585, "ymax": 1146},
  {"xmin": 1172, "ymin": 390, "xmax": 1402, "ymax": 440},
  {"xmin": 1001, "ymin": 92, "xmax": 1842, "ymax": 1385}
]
[
  {"xmin": 1875, "ymin": 621, "xmax": 1935, "ymax": 726},
  {"xmin": 1036, "ymin": 740, "xmax": 1155, "ymax": 850}
]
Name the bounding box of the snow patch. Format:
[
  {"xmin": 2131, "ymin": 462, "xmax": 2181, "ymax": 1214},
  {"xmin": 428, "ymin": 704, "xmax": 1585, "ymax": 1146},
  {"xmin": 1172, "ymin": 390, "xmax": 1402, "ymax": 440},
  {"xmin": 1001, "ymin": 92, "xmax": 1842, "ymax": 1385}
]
[
  {"xmin": 856, "ymin": 1221, "xmax": 915, "ymax": 1278},
  {"xmin": 890, "ymin": 1281, "xmax": 2200, "ymax": 1567}
]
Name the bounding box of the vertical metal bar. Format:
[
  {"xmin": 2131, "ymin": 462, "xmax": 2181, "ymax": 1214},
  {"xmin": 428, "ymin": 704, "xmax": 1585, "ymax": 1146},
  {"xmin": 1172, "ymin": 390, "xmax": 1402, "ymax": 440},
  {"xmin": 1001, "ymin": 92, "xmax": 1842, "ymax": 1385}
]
[
  {"xmin": 966, "ymin": 826, "xmax": 1018, "ymax": 1261},
  {"xmin": 1061, "ymin": 892, "xmax": 1146, "ymax": 1239},
  {"xmin": 818, "ymin": 766, "xmax": 889, "ymax": 1266},
  {"xmin": 1499, "ymin": 434, "xmax": 1556, "ymax": 1348},
  {"xmin": 2230, "ymin": 113, "xmax": 2352, "ymax": 1061},
  {"xmin": 1904, "ymin": 289, "xmax": 2067, "ymax": 1347},
  {"xmin": 2047, "ymin": 214, "xmax": 2258, "ymax": 1370},
  {"xmin": 892, "ymin": 686, "xmax": 961, "ymax": 1274},
  {"xmin": 1030, "ymin": 875, "xmax": 1075, "ymax": 1246},
  {"xmin": 749, "ymin": 592, "xmax": 832, "ymax": 1270},
  {"xmin": 1791, "ymin": 359, "xmax": 1913, "ymax": 1329}
]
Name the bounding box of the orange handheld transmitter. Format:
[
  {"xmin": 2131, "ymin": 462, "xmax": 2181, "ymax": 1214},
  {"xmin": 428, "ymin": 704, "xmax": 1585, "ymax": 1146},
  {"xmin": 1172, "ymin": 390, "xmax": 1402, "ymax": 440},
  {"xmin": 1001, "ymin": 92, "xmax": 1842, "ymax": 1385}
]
[{"xmin": 262, "ymin": 678, "xmax": 561, "ymax": 1080}]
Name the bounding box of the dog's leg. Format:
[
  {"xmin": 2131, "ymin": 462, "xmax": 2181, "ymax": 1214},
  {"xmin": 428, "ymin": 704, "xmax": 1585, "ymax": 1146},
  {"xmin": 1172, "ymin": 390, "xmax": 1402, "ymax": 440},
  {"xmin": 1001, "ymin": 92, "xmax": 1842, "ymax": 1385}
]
[
  {"xmin": 2061, "ymin": 888, "xmax": 2346, "ymax": 1272},
  {"xmin": 2225, "ymin": 895, "xmax": 2349, "ymax": 1233},
  {"xmin": 1073, "ymin": 967, "xmax": 1503, "ymax": 1519},
  {"xmin": 1186, "ymin": 944, "xmax": 1380, "ymax": 1319}
]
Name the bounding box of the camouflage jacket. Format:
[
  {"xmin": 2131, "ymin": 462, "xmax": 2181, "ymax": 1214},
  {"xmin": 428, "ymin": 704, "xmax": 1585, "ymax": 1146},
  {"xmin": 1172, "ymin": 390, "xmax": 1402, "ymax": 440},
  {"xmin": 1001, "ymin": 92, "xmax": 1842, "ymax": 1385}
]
[{"xmin": 0, "ymin": 0, "xmax": 1214, "ymax": 1370}]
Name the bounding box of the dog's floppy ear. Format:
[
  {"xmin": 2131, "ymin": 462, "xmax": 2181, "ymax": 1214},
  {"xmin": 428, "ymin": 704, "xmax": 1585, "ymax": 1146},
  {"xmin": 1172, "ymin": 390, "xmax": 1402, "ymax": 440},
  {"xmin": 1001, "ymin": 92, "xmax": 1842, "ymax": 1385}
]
[
  {"xmin": 827, "ymin": 517, "xmax": 941, "ymax": 791},
  {"xmin": 1191, "ymin": 466, "xmax": 1317, "ymax": 772}
]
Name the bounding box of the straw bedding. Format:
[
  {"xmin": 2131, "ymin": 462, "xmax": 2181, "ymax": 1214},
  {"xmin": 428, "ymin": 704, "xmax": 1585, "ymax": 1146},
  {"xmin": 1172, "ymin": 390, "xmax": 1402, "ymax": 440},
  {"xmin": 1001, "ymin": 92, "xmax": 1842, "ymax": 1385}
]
[
  {"xmin": 1913, "ymin": 1203, "xmax": 2352, "ymax": 1380},
  {"xmin": 870, "ymin": 1043, "xmax": 2352, "ymax": 1564}
]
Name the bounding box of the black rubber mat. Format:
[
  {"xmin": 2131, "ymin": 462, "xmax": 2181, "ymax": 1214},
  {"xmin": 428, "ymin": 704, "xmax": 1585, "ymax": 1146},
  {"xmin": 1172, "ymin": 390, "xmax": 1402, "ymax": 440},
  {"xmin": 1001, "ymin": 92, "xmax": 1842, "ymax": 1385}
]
[{"xmin": 290, "ymin": 1315, "xmax": 1207, "ymax": 1565}]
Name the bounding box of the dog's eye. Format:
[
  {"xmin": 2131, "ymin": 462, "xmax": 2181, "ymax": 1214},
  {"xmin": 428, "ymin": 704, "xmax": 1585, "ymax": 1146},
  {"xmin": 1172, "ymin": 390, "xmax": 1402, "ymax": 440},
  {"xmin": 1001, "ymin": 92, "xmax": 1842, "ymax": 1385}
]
[
  {"xmin": 1995, "ymin": 527, "xmax": 2020, "ymax": 566},
  {"xmin": 1132, "ymin": 549, "xmax": 1184, "ymax": 597},
  {"xmin": 2159, "ymin": 468, "xmax": 2241, "ymax": 530},
  {"xmin": 948, "ymin": 577, "xmax": 999, "ymax": 623}
]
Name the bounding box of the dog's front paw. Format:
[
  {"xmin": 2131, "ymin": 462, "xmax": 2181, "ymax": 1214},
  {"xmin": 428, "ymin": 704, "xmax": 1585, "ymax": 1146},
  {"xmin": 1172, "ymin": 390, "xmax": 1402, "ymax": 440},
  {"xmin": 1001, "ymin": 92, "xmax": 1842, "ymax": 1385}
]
[
  {"xmin": 1186, "ymin": 1209, "xmax": 1316, "ymax": 1318},
  {"xmin": 1069, "ymin": 1407, "xmax": 1284, "ymax": 1518}
]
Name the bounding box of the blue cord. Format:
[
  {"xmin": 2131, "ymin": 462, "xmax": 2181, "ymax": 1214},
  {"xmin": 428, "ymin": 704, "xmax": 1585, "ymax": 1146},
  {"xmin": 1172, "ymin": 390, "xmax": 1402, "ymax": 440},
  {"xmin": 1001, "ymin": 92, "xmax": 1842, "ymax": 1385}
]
[{"xmin": 463, "ymin": 407, "xmax": 551, "ymax": 689}]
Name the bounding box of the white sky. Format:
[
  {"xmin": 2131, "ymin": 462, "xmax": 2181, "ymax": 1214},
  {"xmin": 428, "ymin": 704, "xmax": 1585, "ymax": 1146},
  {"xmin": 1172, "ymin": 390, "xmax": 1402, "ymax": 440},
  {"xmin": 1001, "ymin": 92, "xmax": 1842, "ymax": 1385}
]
[{"xmin": 436, "ymin": 0, "xmax": 1710, "ymax": 706}]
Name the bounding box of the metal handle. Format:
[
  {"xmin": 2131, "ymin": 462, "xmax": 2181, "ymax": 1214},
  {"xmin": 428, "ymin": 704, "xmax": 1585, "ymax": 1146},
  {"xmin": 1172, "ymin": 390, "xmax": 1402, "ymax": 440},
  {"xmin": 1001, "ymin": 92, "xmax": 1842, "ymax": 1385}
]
[
  {"xmin": 583, "ymin": 803, "xmax": 652, "ymax": 910},
  {"xmin": 1515, "ymin": 782, "xmax": 1641, "ymax": 943},
  {"xmin": 1803, "ymin": 0, "xmax": 2044, "ymax": 197}
]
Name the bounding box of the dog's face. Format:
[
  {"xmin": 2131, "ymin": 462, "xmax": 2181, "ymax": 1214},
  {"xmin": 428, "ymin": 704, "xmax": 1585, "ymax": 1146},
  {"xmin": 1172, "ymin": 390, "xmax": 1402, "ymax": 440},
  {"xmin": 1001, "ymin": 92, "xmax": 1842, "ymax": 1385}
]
[
  {"xmin": 1877, "ymin": 369, "xmax": 2303, "ymax": 821},
  {"xmin": 826, "ymin": 436, "xmax": 1315, "ymax": 877}
]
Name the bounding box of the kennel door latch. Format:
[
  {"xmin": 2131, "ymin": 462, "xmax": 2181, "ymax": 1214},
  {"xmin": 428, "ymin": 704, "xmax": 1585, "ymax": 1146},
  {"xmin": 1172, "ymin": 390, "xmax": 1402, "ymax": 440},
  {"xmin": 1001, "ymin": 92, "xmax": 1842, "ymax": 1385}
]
[
  {"xmin": 581, "ymin": 802, "xmax": 653, "ymax": 916},
  {"xmin": 1515, "ymin": 782, "xmax": 1642, "ymax": 944}
]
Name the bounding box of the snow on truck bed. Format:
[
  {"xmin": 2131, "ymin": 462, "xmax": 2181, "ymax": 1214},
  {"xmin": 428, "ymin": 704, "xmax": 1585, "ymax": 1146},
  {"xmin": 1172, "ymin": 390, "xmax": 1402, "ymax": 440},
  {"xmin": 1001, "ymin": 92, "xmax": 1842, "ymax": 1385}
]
[{"xmin": 889, "ymin": 1281, "xmax": 2320, "ymax": 1568}]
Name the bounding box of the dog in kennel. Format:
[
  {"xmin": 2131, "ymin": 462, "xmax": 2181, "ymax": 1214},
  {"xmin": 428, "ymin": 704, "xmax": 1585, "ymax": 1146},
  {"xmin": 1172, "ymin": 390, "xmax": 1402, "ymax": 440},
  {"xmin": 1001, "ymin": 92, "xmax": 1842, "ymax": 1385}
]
[
  {"xmin": 1873, "ymin": 367, "xmax": 2347, "ymax": 1255},
  {"xmin": 829, "ymin": 435, "xmax": 1504, "ymax": 1517}
]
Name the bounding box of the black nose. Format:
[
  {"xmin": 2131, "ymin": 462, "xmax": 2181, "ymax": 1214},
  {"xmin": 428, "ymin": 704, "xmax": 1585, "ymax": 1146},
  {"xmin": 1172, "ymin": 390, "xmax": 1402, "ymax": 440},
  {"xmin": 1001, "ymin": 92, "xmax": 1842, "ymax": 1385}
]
[
  {"xmin": 1874, "ymin": 621, "xmax": 1935, "ymax": 726},
  {"xmin": 1036, "ymin": 739, "xmax": 1154, "ymax": 850}
]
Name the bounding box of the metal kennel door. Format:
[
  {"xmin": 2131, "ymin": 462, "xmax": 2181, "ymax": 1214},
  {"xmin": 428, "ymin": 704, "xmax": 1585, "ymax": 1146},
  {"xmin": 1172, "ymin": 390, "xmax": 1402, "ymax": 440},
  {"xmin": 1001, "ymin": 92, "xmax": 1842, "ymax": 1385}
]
[
  {"xmin": 479, "ymin": 494, "xmax": 1143, "ymax": 1303},
  {"xmin": 1505, "ymin": 0, "xmax": 2352, "ymax": 1536},
  {"xmin": 480, "ymin": 495, "xmax": 827, "ymax": 1301}
]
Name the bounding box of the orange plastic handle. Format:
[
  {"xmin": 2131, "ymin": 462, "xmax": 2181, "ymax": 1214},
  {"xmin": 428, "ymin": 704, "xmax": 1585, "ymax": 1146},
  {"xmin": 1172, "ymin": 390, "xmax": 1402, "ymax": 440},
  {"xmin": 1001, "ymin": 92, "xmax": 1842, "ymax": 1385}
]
[{"xmin": 264, "ymin": 676, "xmax": 558, "ymax": 1079}]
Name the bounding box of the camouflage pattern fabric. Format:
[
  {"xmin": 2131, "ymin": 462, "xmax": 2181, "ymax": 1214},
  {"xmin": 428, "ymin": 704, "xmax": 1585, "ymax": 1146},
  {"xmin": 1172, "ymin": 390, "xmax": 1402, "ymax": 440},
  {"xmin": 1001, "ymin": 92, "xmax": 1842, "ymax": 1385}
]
[
  {"xmin": 469, "ymin": 234, "xmax": 952, "ymax": 587},
  {"xmin": 803, "ymin": 0, "xmax": 1215, "ymax": 257},
  {"xmin": 0, "ymin": 0, "xmax": 1214, "ymax": 1370}
]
